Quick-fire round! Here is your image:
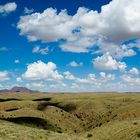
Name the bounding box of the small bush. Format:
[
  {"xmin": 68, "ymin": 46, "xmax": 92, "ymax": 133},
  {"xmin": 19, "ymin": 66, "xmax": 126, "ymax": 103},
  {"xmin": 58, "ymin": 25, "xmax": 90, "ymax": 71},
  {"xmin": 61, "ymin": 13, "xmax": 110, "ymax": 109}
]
[
  {"xmin": 57, "ymin": 130, "xmax": 62, "ymax": 133},
  {"xmin": 87, "ymin": 133, "xmax": 93, "ymax": 137},
  {"xmin": 99, "ymin": 123, "xmax": 102, "ymax": 127},
  {"xmin": 133, "ymin": 122, "xmax": 138, "ymax": 125},
  {"xmin": 137, "ymin": 132, "xmax": 140, "ymax": 137}
]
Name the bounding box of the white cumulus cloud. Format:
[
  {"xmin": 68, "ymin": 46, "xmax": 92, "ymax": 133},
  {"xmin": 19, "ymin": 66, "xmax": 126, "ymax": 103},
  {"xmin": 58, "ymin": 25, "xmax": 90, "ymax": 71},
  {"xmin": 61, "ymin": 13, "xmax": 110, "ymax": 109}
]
[
  {"xmin": 93, "ymin": 53, "xmax": 127, "ymax": 71},
  {"xmin": 32, "ymin": 45, "xmax": 49, "ymax": 55},
  {"xmin": 22, "ymin": 60, "xmax": 63, "ymax": 81},
  {"xmin": 100, "ymin": 72, "xmax": 115, "ymax": 81},
  {"xmin": 0, "ymin": 71, "xmax": 10, "ymax": 81},
  {"xmin": 0, "ymin": 2, "xmax": 17, "ymax": 15},
  {"xmin": 14, "ymin": 59, "xmax": 20, "ymax": 64},
  {"xmin": 24, "ymin": 7, "xmax": 34, "ymax": 15},
  {"xmin": 129, "ymin": 67, "xmax": 139, "ymax": 75},
  {"xmin": 68, "ymin": 61, "xmax": 83, "ymax": 67},
  {"xmin": 63, "ymin": 71, "xmax": 75, "ymax": 80},
  {"xmin": 17, "ymin": 0, "xmax": 140, "ymax": 54}
]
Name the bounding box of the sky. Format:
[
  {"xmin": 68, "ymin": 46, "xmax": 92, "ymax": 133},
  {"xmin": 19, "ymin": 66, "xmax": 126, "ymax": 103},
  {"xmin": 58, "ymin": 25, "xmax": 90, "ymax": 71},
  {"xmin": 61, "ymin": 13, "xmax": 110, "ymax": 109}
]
[{"xmin": 0, "ymin": 0, "xmax": 140, "ymax": 92}]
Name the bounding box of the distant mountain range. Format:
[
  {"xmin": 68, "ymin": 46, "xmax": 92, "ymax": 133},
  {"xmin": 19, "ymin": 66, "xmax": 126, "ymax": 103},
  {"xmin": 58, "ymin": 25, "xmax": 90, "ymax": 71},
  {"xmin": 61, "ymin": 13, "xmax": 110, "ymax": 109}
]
[{"xmin": 0, "ymin": 86, "xmax": 39, "ymax": 93}]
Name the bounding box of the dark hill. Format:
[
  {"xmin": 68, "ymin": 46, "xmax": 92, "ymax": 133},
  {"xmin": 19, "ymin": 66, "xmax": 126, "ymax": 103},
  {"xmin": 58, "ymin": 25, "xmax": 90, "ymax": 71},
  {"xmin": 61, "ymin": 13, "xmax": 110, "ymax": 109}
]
[{"xmin": 0, "ymin": 86, "xmax": 38, "ymax": 93}]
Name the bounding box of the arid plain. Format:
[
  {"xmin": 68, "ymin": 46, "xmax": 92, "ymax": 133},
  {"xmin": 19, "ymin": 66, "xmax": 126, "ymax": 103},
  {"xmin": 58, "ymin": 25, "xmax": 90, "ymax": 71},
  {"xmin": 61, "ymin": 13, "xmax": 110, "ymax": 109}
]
[{"xmin": 0, "ymin": 93, "xmax": 139, "ymax": 140}]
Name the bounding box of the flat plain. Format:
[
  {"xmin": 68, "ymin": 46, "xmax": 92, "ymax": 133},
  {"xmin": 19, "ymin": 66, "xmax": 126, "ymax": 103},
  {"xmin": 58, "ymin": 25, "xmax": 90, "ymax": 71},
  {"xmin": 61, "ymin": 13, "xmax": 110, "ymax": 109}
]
[{"xmin": 0, "ymin": 93, "xmax": 140, "ymax": 140}]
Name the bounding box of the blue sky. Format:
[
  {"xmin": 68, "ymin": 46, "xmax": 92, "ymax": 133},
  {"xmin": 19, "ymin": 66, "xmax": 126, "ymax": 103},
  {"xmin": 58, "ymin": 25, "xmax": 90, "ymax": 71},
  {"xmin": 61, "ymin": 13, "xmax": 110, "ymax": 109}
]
[{"xmin": 0, "ymin": 0, "xmax": 140, "ymax": 92}]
